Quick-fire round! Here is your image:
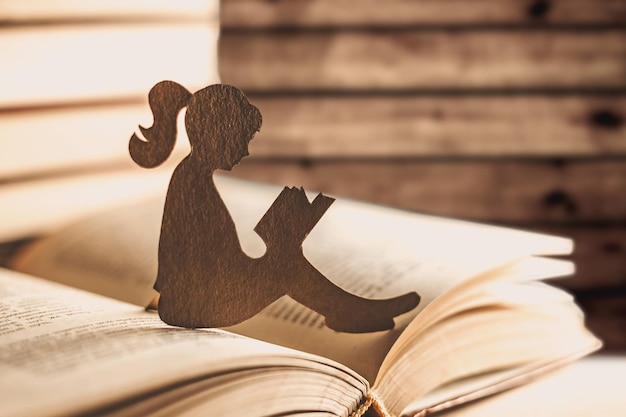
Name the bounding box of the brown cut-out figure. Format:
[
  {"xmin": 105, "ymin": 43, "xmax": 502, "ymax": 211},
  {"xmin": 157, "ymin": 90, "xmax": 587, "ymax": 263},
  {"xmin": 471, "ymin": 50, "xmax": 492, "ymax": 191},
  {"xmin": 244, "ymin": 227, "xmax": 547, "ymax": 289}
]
[{"xmin": 130, "ymin": 81, "xmax": 420, "ymax": 333}]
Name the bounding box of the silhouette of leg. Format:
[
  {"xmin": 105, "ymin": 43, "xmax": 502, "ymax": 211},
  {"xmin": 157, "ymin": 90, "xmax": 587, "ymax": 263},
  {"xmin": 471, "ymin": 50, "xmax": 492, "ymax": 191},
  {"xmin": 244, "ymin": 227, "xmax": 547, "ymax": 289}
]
[
  {"xmin": 284, "ymin": 256, "xmax": 420, "ymax": 333},
  {"xmin": 158, "ymin": 263, "xmax": 284, "ymax": 329}
]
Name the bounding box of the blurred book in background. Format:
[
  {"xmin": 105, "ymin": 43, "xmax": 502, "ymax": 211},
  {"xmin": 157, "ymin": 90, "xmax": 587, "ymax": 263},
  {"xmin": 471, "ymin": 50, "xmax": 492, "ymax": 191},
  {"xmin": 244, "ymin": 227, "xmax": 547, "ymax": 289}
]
[
  {"xmin": 0, "ymin": 0, "xmax": 218, "ymax": 180},
  {"xmin": 0, "ymin": 0, "xmax": 218, "ymax": 253}
]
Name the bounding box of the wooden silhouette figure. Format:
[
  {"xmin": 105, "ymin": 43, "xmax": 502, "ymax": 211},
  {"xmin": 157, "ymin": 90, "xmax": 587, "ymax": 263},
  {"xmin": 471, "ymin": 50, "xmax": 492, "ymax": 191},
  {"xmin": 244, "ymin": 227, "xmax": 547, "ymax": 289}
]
[{"xmin": 130, "ymin": 81, "xmax": 420, "ymax": 333}]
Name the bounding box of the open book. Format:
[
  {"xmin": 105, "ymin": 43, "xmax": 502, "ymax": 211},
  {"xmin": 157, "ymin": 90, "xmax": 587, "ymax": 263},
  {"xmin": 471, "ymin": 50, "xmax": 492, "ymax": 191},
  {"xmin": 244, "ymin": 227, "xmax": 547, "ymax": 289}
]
[{"xmin": 5, "ymin": 176, "xmax": 600, "ymax": 417}]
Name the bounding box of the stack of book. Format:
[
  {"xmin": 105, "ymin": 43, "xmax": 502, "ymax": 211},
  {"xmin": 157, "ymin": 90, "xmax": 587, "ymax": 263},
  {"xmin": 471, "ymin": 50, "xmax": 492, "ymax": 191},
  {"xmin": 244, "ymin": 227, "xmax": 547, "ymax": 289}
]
[{"xmin": 0, "ymin": 0, "xmax": 219, "ymax": 241}]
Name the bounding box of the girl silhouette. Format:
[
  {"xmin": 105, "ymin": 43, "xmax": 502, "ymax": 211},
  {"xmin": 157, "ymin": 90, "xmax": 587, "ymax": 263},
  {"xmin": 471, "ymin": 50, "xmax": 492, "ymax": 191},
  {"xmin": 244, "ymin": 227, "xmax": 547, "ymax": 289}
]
[{"xmin": 130, "ymin": 81, "xmax": 419, "ymax": 333}]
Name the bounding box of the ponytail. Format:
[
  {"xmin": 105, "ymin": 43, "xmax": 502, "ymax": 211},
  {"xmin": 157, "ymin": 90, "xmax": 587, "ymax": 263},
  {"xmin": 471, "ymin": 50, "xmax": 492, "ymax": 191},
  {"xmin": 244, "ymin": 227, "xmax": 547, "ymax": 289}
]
[{"xmin": 129, "ymin": 80, "xmax": 192, "ymax": 168}]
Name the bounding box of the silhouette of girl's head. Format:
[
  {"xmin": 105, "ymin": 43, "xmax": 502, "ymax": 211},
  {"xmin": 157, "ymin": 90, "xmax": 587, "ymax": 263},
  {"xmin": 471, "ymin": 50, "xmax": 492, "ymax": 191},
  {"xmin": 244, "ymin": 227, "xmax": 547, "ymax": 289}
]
[{"xmin": 130, "ymin": 81, "xmax": 262, "ymax": 170}]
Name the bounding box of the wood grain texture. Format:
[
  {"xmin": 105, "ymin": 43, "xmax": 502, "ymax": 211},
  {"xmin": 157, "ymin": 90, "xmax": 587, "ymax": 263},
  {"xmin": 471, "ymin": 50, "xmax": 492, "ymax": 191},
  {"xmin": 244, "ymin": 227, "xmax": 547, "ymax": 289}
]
[
  {"xmin": 222, "ymin": 0, "xmax": 626, "ymax": 28},
  {"xmin": 220, "ymin": 30, "xmax": 626, "ymax": 91},
  {"xmin": 246, "ymin": 95, "xmax": 626, "ymax": 158},
  {"xmin": 576, "ymin": 294, "xmax": 626, "ymax": 350},
  {"xmin": 226, "ymin": 159, "xmax": 626, "ymax": 223}
]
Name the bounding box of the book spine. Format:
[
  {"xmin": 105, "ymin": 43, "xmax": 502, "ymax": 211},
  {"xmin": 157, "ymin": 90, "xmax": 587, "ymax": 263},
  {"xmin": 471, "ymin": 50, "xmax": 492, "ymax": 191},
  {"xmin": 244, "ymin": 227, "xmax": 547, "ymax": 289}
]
[
  {"xmin": 350, "ymin": 392, "xmax": 394, "ymax": 417},
  {"xmin": 368, "ymin": 391, "xmax": 395, "ymax": 417},
  {"xmin": 350, "ymin": 395, "xmax": 374, "ymax": 417}
]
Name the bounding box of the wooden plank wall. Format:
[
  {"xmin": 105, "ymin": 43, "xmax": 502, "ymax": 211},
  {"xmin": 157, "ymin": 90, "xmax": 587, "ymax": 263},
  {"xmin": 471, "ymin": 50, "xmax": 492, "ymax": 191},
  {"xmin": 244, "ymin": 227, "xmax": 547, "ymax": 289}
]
[{"xmin": 219, "ymin": 0, "xmax": 626, "ymax": 348}]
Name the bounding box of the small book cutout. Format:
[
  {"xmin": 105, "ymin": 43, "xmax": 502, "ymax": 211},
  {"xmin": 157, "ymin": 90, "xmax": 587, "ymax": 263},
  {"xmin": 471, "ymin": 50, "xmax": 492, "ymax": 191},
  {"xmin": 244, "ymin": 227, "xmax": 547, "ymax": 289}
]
[{"xmin": 129, "ymin": 81, "xmax": 420, "ymax": 333}]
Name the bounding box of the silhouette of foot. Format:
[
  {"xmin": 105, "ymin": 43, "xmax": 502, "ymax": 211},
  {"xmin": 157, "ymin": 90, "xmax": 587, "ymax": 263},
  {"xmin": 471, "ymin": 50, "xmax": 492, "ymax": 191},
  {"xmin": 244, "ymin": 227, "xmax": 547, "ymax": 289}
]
[{"xmin": 324, "ymin": 292, "xmax": 420, "ymax": 333}]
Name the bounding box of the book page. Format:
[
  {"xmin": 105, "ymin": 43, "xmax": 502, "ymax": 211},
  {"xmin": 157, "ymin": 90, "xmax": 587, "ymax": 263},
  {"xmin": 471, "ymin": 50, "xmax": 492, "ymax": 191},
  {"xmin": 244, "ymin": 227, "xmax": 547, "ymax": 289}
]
[
  {"xmin": 11, "ymin": 195, "xmax": 163, "ymax": 306},
  {"xmin": 378, "ymin": 257, "xmax": 577, "ymax": 374},
  {"xmin": 424, "ymin": 355, "xmax": 626, "ymax": 417},
  {"xmin": 374, "ymin": 288, "xmax": 599, "ymax": 415},
  {"xmin": 0, "ymin": 269, "xmax": 367, "ymax": 417},
  {"xmin": 12, "ymin": 176, "xmax": 575, "ymax": 383}
]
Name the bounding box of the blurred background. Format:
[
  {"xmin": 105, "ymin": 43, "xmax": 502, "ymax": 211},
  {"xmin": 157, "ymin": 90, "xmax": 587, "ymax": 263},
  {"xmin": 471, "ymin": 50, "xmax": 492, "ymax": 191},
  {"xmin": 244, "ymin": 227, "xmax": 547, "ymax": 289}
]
[
  {"xmin": 0, "ymin": 0, "xmax": 624, "ymax": 349},
  {"xmin": 219, "ymin": 0, "xmax": 626, "ymax": 350}
]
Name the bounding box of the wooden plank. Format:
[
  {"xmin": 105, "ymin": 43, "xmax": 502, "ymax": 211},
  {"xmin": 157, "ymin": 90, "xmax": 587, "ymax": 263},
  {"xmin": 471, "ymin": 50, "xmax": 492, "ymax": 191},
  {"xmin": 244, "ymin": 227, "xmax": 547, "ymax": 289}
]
[
  {"xmin": 222, "ymin": 0, "xmax": 626, "ymax": 28},
  {"xmin": 576, "ymin": 295, "xmax": 626, "ymax": 350},
  {"xmin": 538, "ymin": 226, "xmax": 626, "ymax": 290},
  {"xmin": 246, "ymin": 95, "xmax": 626, "ymax": 158},
  {"xmin": 220, "ymin": 30, "xmax": 626, "ymax": 91},
  {"xmin": 225, "ymin": 159, "xmax": 626, "ymax": 223}
]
